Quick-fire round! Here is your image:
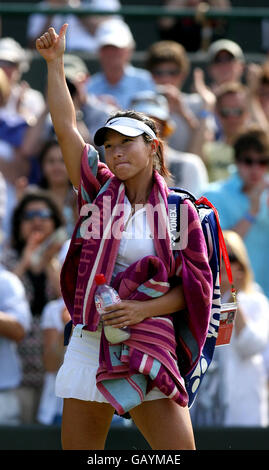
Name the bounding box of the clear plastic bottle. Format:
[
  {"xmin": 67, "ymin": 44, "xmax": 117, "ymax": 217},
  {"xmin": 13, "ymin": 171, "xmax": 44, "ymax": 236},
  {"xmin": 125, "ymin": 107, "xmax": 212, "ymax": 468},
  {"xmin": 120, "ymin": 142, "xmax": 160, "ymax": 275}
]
[{"xmin": 94, "ymin": 274, "xmax": 130, "ymax": 344}]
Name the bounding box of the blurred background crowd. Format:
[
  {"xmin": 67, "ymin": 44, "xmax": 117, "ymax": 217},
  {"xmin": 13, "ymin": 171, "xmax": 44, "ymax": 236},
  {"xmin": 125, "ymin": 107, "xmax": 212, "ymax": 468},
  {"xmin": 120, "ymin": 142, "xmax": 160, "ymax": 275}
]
[{"xmin": 0, "ymin": 0, "xmax": 269, "ymax": 433}]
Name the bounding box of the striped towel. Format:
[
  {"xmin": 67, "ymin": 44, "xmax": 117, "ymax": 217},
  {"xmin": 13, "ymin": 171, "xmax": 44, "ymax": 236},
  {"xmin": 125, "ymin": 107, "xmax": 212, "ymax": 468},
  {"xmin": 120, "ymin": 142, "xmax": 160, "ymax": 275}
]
[
  {"xmin": 96, "ymin": 256, "xmax": 188, "ymax": 414},
  {"xmin": 60, "ymin": 144, "xmax": 213, "ymax": 409}
]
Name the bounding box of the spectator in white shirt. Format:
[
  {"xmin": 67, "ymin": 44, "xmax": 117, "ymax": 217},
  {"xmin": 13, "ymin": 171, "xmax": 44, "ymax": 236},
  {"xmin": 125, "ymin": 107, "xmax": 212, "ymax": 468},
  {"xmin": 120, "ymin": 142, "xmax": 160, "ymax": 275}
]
[
  {"xmin": 88, "ymin": 19, "xmax": 156, "ymax": 109},
  {"xmin": 191, "ymin": 230, "xmax": 269, "ymax": 427},
  {"xmin": 27, "ymin": 0, "xmax": 121, "ymax": 52},
  {"xmin": 37, "ymin": 240, "xmax": 70, "ymax": 425},
  {"xmin": 0, "ymin": 263, "xmax": 32, "ymax": 425}
]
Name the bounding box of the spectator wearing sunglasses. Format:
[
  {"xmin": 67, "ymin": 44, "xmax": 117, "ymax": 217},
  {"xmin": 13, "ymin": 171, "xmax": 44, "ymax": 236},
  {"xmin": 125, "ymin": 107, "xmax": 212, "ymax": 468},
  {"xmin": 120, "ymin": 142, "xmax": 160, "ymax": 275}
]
[
  {"xmin": 145, "ymin": 40, "xmax": 215, "ymax": 156},
  {"xmin": 202, "ymin": 125, "xmax": 269, "ymax": 298},
  {"xmin": 202, "ymin": 82, "xmax": 252, "ymax": 181},
  {"xmin": 2, "ymin": 190, "xmax": 66, "ymax": 424}
]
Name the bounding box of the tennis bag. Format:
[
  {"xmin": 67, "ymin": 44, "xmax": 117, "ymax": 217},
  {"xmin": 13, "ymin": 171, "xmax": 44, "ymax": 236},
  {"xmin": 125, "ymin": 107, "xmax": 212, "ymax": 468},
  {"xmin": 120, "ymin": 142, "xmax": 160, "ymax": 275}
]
[{"xmin": 168, "ymin": 188, "xmax": 235, "ymax": 408}]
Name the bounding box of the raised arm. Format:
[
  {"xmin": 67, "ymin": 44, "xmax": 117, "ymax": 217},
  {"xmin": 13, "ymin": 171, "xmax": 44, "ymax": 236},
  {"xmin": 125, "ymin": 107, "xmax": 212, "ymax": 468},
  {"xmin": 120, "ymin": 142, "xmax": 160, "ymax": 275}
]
[{"xmin": 36, "ymin": 24, "xmax": 85, "ymax": 188}]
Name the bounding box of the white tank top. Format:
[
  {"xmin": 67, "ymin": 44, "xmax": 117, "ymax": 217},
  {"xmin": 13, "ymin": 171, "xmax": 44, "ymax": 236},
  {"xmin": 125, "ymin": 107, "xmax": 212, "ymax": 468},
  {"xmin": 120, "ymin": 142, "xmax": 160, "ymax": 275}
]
[{"xmin": 112, "ymin": 196, "xmax": 156, "ymax": 278}]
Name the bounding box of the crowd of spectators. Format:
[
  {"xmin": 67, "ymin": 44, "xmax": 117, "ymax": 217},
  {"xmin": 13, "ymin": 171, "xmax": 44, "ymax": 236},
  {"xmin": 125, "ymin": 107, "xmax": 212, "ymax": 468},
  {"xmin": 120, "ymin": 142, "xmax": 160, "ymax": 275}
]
[{"xmin": 0, "ymin": 0, "xmax": 269, "ymax": 431}]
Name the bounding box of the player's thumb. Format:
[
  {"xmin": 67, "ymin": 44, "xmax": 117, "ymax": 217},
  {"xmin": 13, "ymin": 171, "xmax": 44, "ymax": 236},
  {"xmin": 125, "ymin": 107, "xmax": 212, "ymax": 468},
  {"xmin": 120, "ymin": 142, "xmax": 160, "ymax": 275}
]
[{"xmin": 59, "ymin": 23, "xmax": 68, "ymax": 39}]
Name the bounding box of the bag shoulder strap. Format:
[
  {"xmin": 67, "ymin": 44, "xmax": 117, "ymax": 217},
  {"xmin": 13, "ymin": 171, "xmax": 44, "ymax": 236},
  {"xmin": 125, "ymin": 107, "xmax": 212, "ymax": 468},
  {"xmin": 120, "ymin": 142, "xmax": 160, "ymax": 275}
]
[{"xmin": 168, "ymin": 188, "xmax": 236, "ymax": 301}]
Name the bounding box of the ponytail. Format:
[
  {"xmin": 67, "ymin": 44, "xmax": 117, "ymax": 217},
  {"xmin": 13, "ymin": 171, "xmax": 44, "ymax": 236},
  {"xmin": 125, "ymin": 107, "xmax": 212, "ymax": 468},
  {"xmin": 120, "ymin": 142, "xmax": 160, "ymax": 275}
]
[{"xmin": 154, "ymin": 139, "xmax": 171, "ymax": 179}]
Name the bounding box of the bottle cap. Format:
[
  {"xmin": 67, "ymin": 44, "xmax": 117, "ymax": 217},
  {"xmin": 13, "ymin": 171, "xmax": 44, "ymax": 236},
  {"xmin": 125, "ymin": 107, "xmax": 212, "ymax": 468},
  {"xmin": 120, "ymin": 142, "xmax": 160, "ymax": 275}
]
[{"xmin": 95, "ymin": 274, "xmax": 106, "ymax": 285}]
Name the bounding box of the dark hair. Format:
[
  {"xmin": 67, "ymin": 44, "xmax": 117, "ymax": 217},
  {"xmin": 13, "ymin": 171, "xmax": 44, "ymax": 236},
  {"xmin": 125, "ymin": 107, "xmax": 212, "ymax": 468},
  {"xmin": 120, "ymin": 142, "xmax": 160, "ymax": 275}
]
[
  {"xmin": 105, "ymin": 110, "xmax": 171, "ymax": 179},
  {"xmin": 233, "ymin": 125, "xmax": 269, "ymax": 160},
  {"xmin": 38, "ymin": 138, "xmax": 71, "ymax": 190},
  {"xmin": 38, "ymin": 138, "xmax": 59, "ymax": 188},
  {"xmin": 10, "ymin": 189, "xmax": 63, "ymax": 253},
  {"xmin": 145, "ymin": 40, "xmax": 189, "ymax": 77}
]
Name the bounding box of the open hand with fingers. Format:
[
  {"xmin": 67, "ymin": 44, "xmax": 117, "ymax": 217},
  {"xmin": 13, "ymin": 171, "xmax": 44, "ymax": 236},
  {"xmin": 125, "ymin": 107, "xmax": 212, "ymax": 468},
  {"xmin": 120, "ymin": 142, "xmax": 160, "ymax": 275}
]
[
  {"xmin": 36, "ymin": 23, "xmax": 68, "ymax": 62},
  {"xmin": 102, "ymin": 300, "xmax": 148, "ymax": 329}
]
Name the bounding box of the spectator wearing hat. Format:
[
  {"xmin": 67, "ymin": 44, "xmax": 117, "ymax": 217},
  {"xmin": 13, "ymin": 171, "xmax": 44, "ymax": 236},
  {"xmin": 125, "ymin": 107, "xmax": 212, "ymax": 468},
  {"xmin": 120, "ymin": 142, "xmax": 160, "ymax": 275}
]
[
  {"xmin": 188, "ymin": 37, "xmax": 245, "ymax": 124},
  {"xmin": 145, "ymin": 40, "xmax": 215, "ymax": 156},
  {"xmin": 27, "ymin": 0, "xmax": 121, "ymax": 52},
  {"xmin": 0, "ymin": 37, "xmax": 45, "ymax": 122},
  {"xmin": 88, "ymin": 19, "xmax": 156, "ymax": 109},
  {"xmin": 202, "ymin": 81, "xmax": 253, "ymax": 181},
  {"xmin": 206, "ymin": 38, "xmax": 245, "ymax": 93},
  {"xmin": 187, "ymin": 39, "xmax": 246, "ymax": 149},
  {"xmin": 130, "ymin": 90, "xmax": 208, "ymax": 197},
  {"xmin": 196, "ymin": 42, "xmax": 269, "ymax": 178}
]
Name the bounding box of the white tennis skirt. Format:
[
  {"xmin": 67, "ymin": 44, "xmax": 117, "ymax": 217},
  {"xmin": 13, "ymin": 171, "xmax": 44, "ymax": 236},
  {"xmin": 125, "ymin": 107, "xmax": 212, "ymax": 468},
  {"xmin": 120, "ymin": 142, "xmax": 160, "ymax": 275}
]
[{"xmin": 55, "ymin": 325, "xmax": 167, "ymax": 405}]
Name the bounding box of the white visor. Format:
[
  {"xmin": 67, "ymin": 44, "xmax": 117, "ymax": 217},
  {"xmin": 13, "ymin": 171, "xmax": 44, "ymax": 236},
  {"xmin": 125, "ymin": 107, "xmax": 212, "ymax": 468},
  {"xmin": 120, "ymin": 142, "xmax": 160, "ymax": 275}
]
[{"xmin": 93, "ymin": 117, "xmax": 157, "ymax": 146}]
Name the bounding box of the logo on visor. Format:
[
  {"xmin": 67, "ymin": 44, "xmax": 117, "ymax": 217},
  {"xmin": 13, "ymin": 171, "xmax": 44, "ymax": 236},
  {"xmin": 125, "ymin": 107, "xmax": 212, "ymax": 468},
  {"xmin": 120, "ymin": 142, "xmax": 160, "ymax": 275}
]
[{"xmin": 107, "ymin": 119, "xmax": 118, "ymax": 126}]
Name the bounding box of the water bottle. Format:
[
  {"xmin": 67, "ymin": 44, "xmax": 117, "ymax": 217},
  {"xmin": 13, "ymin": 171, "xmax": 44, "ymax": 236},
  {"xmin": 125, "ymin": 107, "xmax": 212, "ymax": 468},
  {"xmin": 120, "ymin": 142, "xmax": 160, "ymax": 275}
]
[{"xmin": 94, "ymin": 274, "xmax": 130, "ymax": 344}]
